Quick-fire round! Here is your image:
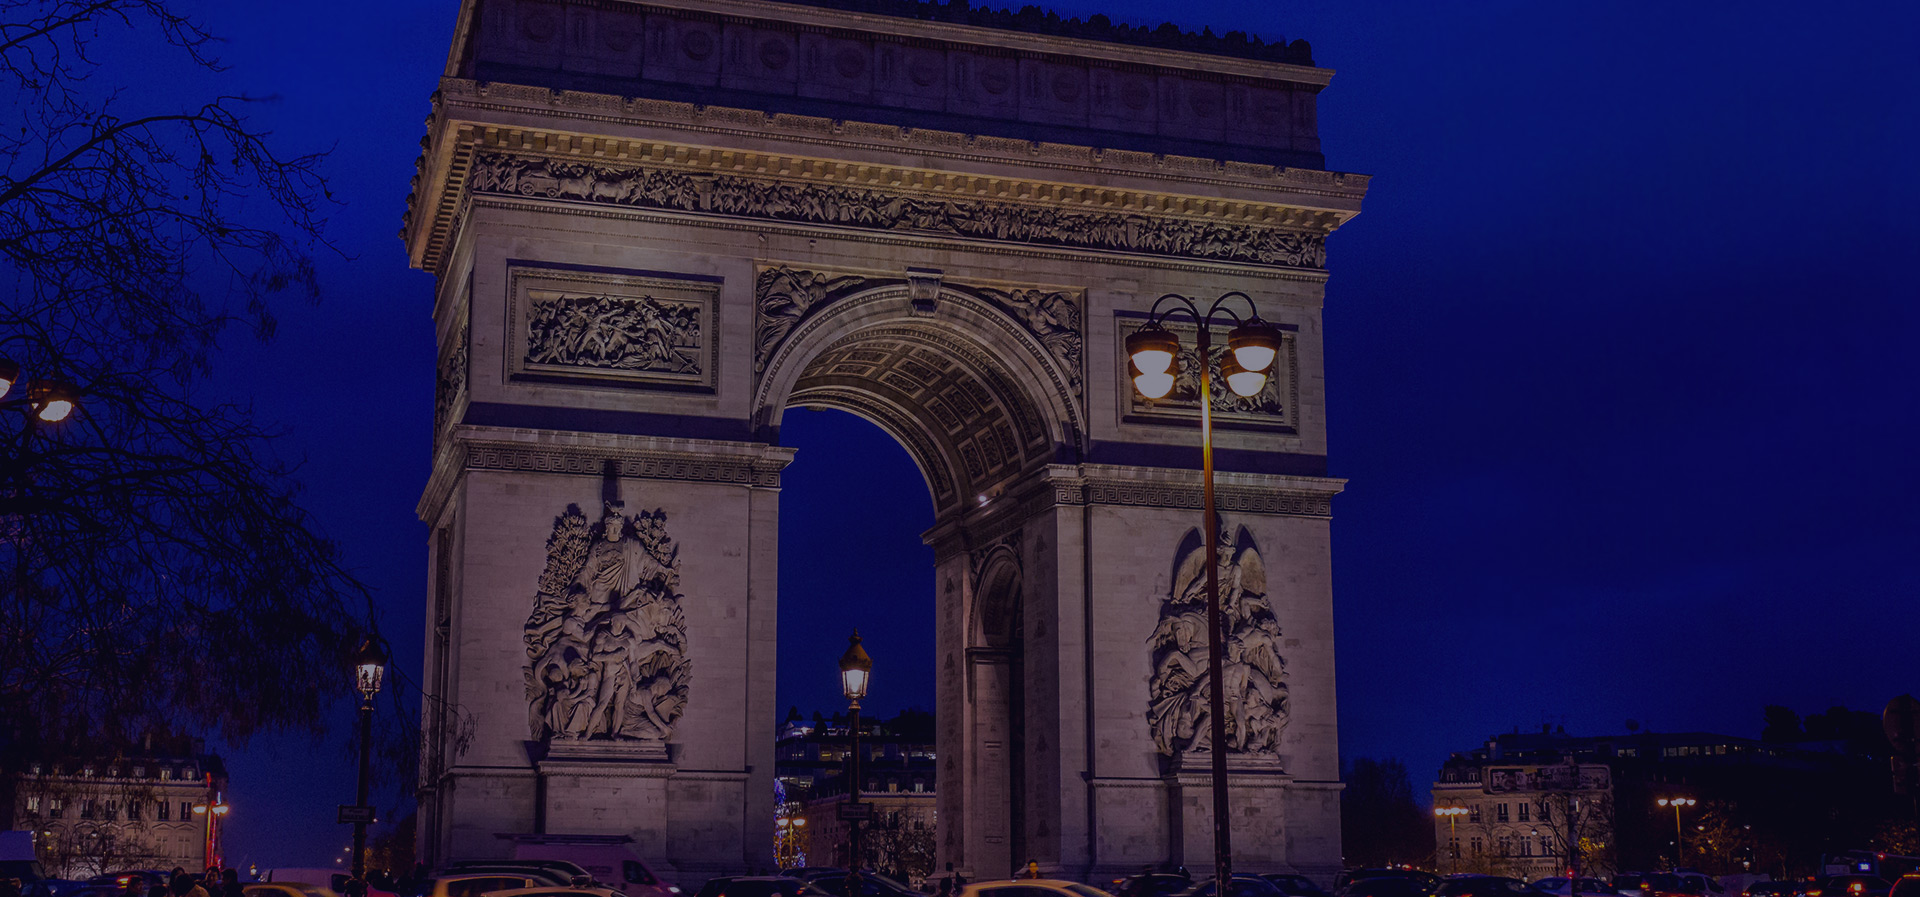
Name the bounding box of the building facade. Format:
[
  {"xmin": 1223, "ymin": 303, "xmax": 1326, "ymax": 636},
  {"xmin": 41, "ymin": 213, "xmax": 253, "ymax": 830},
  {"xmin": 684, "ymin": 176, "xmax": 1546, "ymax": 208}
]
[
  {"xmin": 1431, "ymin": 755, "xmax": 1612, "ymax": 880},
  {"xmin": 408, "ymin": 0, "xmax": 1367, "ymax": 881},
  {"xmin": 12, "ymin": 742, "xmax": 228, "ymax": 878}
]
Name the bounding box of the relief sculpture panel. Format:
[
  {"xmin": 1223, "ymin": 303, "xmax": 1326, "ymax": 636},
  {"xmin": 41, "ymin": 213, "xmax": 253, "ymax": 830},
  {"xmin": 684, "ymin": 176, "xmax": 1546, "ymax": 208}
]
[
  {"xmin": 469, "ymin": 153, "xmax": 1327, "ymax": 269},
  {"xmin": 524, "ymin": 501, "xmax": 691, "ymax": 747},
  {"xmin": 1147, "ymin": 525, "xmax": 1289, "ymax": 759},
  {"xmin": 1120, "ymin": 317, "xmax": 1295, "ymax": 432},
  {"xmin": 508, "ymin": 265, "xmax": 718, "ymax": 391}
]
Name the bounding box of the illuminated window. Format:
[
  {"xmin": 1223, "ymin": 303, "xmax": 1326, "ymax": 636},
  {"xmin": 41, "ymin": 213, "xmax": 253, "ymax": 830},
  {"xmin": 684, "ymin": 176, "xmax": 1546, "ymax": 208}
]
[
  {"xmin": 25, "ymin": 796, "xmax": 39, "ymax": 814},
  {"xmin": 1469, "ymin": 805, "xmax": 1482, "ymax": 823}
]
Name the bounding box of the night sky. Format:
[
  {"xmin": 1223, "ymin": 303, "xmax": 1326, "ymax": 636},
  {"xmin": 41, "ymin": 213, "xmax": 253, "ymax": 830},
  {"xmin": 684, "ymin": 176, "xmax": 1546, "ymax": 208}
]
[{"xmin": 129, "ymin": 0, "xmax": 1919, "ymax": 871}]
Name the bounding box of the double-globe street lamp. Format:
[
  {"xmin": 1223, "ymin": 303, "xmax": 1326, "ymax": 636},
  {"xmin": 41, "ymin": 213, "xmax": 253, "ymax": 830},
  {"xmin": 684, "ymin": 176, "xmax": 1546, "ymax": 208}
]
[
  {"xmin": 190, "ymin": 799, "xmax": 230, "ymax": 869},
  {"xmin": 1434, "ymin": 807, "xmax": 1467, "ymax": 874},
  {"xmin": 350, "ymin": 639, "xmax": 387, "ymax": 880},
  {"xmin": 838, "ymin": 631, "xmax": 873, "ymax": 872},
  {"xmin": 1125, "ymin": 292, "xmax": 1284, "ymax": 888},
  {"xmin": 0, "ymin": 359, "xmax": 78, "ymax": 423},
  {"xmin": 1656, "ymin": 797, "xmax": 1696, "ymax": 863}
]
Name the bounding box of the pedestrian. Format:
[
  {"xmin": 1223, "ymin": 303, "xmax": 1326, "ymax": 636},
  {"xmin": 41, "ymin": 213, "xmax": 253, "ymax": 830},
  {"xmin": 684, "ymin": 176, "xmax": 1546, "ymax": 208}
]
[
  {"xmin": 1020, "ymin": 861, "xmax": 1040, "ymax": 881},
  {"xmin": 947, "ymin": 863, "xmax": 966, "ymax": 889},
  {"xmin": 170, "ymin": 873, "xmax": 210, "ymax": 897},
  {"xmin": 220, "ymin": 868, "xmax": 244, "ymax": 897}
]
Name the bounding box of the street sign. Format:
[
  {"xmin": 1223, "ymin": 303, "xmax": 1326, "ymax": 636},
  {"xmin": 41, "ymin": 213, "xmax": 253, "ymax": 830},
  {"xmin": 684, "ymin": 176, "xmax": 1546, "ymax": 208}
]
[
  {"xmin": 837, "ymin": 801, "xmax": 872, "ymax": 822},
  {"xmin": 337, "ymin": 805, "xmax": 376, "ymax": 824}
]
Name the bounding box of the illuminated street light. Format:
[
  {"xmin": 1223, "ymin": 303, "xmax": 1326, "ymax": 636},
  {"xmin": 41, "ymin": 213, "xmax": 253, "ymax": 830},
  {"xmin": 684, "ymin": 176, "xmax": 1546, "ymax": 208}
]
[
  {"xmin": 1657, "ymin": 797, "xmax": 1697, "ymax": 860},
  {"xmin": 838, "ymin": 631, "xmax": 873, "ymax": 871},
  {"xmin": 349, "ymin": 639, "xmax": 387, "ymax": 880},
  {"xmin": 1434, "ymin": 807, "xmax": 1467, "ymax": 874},
  {"xmin": 1123, "ymin": 291, "xmax": 1283, "ymax": 889},
  {"xmin": 0, "ymin": 359, "xmax": 79, "ymax": 423}
]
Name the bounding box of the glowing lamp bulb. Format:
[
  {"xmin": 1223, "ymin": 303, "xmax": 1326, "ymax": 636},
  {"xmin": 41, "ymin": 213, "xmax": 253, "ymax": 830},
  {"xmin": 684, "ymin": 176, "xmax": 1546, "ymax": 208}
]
[
  {"xmin": 1133, "ymin": 370, "xmax": 1175, "ymax": 399},
  {"xmin": 1222, "ymin": 356, "xmax": 1267, "ymax": 397},
  {"xmin": 1125, "ymin": 327, "xmax": 1180, "ymax": 376},
  {"xmin": 1227, "ymin": 321, "xmax": 1282, "ymax": 373},
  {"xmin": 37, "ymin": 398, "xmax": 73, "ymax": 422}
]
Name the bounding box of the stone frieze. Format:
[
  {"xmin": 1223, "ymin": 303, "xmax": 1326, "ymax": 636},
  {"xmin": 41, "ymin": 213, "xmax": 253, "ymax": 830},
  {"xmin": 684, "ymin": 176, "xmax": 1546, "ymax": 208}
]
[
  {"xmin": 468, "ymin": 152, "xmax": 1327, "ymax": 269},
  {"xmin": 525, "ymin": 290, "xmax": 702, "ymax": 375}
]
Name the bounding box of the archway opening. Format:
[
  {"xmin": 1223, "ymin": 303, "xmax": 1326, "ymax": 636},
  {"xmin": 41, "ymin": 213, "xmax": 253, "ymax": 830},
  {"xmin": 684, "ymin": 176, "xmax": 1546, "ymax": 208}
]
[{"xmin": 773, "ymin": 407, "xmax": 938, "ymax": 876}]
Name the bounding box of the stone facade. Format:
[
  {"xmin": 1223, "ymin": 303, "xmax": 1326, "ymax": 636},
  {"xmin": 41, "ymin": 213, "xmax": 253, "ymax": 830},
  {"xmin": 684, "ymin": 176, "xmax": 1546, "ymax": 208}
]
[
  {"xmin": 406, "ymin": 0, "xmax": 1366, "ymax": 883},
  {"xmin": 13, "ymin": 747, "xmax": 227, "ymax": 878}
]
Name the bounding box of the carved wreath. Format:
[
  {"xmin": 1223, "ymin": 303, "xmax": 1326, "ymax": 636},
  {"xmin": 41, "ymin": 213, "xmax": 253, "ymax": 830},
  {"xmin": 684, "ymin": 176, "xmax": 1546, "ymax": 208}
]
[
  {"xmin": 524, "ymin": 501, "xmax": 692, "ymax": 742},
  {"xmin": 1146, "ymin": 525, "xmax": 1289, "ymax": 757}
]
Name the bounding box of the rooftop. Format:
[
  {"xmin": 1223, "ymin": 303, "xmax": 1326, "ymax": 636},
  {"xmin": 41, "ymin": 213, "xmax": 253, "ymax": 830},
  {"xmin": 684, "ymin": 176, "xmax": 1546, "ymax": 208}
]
[{"xmin": 770, "ymin": 0, "xmax": 1313, "ymax": 65}]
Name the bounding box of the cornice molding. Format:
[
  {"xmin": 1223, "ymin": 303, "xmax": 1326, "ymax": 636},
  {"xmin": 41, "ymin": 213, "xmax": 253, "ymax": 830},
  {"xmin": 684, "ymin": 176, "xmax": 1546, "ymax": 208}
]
[
  {"xmin": 403, "ymin": 81, "xmax": 1370, "ymax": 273},
  {"xmin": 416, "ymin": 426, "xmax": 796, "ymax": 523}
]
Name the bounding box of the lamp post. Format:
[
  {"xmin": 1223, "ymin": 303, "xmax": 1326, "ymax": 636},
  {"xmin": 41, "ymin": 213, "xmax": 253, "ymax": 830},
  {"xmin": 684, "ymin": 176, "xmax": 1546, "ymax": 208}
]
[
  {"xmin": 1657, "ymin": 797, "xmax": 1695, "ymax": 863},
  {"xmin": 838, "ymin": 631, "xmax": 873, "ymax": 872},
  {"xmin": 351, "ymin": 639, "xmax": 387, "ymax": 880},
  {"xmin": 190, "ymin": 799, "xmax": 229, "ymax": 869},
  {"xmin": 0, "ymin": 360, "xmax": 78, "ymax": 423},
  {"xmin": 1125, "ymin": 292, "xmax": 1284, "ymax": 889},
  {"xmin": 1434, "ymin": 807, "xmax": 1467, "ymax": 874}
]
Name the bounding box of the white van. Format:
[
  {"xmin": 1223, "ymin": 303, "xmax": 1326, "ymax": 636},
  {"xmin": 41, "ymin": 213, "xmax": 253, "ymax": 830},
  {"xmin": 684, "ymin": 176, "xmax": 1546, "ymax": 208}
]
[{"xmin": 498, "ymin": 834, "xmax": 678, "ymax": 897}]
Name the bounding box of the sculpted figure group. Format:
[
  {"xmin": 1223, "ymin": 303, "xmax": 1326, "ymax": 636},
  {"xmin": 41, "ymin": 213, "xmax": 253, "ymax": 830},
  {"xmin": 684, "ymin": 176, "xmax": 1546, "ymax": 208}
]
[
  {"xmin": 470, "ymin": 153, "xmax": 1327, "ymax": 269},
  {"xmin": 1147, "ymin": 526, "xmax": 1290, "ymax": 758},
  {"xmin": 524, "ymin": 501, "xmax": 691, "ymax": 743},
  {"xmin": 525, "ymin": 292, "xmax": 701, "ymax": 375}
]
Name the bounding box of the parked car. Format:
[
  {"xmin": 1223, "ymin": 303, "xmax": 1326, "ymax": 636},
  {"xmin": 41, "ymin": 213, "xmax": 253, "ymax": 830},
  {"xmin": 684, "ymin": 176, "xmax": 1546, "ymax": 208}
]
[
  {"xmin": 1340, "ymin": 881, "xmax": 1432, "ymax": 897},
  {"xmin": 481, "ymin": 888, "xmax": 624, "ymax": 897},
  {"xmin": 432, "ymin": 873, "xmax": 552, "ymax": 897},
  {"xmin": 246, "ymin": 884, "xmax": 339, "ymax": 897},
  {"xmin": 956, "ymin": 881, "xmax": 1114, "ymax": 897},
  {"xmin": 686, "ymin": 879, "xmax": 827, "ymax": 897},
  {"xmin": 1260, "ymin": 877, "xmax": 1329, "ymax": 897},
  {"xmin": 801, "ymin": 872, "xmax": 919, "ymax": 897},
  {"xmin": 1431, "ymin": 878, "xmax": 1542, "ymax": 897},
  {"xmin": 442, "ymin": 863, "xmax": 590, "ymax": 889},
  {"xmin": 1744, "ymin": 883, "xmax": 1803, "ymax": 897},
  {"xmin": 1116, "ymin": 877, "xmax": 1194, "ymax": 897},
  {"xmin": 1534, "ymin": 879, "xmax": 1618, "ymax": 897},
  {"xmin": 1885, "ymin": 877, "xmax": 1920, "ymax": 897},
  {"xmin": 501, "ymin": 834, "xmax": 679, "ymax": 897},
  {"xmin": 1808, "ymin": 878, "xmax": 1892, "ymax": 897},
  {"xmin": 1336, "ymin": 873, "xmax": 1440, "ymax": 897},
  {"xmin": 1177, "ymin": 877, "xmax": 1288, "ymax": 897}
]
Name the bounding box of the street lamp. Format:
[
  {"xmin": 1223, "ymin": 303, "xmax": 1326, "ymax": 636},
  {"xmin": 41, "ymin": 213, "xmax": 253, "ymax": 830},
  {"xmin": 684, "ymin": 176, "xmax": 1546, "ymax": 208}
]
[
  {"xmin": 838, "ymin": 631, "xmax": 872, "ymax": 872},
  {"xmin": 1657, "ymin": 797, "xmax": 1696, "ymax": 862},
  {"xmin": 1435, "ymin": 807, "xmax": 1467, "ymax": 874},
  {"xmin": 0, "ymin": 359, "xmax": 78, "ymax": 423},
  {"xmin": 1125, "ymin": 292, "xmax": 1284, "ymax": 888},
  {"xmin": 350, "ymin": 639, "xmax": 386, "ymax": 880},
  {"xmin": 190, "ymin": 800, "xmax": 229, "ymax": 869}
]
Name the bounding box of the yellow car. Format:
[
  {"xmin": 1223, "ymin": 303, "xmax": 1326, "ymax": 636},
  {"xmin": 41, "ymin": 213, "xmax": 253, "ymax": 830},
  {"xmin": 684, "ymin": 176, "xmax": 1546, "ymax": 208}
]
[{"xmin": 958, "ymin": 881, "xmax": 1118, "ymax": 897}]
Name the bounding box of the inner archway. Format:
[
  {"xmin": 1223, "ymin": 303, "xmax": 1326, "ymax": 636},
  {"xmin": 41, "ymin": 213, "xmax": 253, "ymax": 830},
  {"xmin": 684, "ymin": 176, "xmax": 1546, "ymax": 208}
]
[{"xmin": 759, "ymin": 285, "xmax": 1078, "ymax": 880}]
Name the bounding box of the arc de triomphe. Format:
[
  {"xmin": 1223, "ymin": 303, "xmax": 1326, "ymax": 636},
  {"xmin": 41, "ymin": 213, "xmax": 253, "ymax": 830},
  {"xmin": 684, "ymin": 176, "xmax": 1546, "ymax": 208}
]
[{"xmin": 405, "ymin": 0, "xmax": 1367, "ymax": 882}]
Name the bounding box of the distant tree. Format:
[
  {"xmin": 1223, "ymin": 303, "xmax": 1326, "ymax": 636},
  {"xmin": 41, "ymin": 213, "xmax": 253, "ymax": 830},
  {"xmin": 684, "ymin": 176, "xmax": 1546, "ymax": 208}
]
[
  {"xmin": 0, "ymin": 0, "xmax": 381, "ymax": 826},
  {"xmin": 1530, "ymin": 761, "xmax": 1617, "ymax": 877},
  {"xmin": 1343, "ymin": 757, "xmax": 1435, "ymax": 868},
  {"xmin": 1761, "ymin": 706, "xmax": 1803, "ymax": 743}
]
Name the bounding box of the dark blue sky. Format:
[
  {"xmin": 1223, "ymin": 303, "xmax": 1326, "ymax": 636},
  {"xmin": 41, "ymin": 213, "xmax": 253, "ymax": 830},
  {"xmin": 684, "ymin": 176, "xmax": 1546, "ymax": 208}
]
[{"xmin": 135, "ymin": 0, "xmax": 1920, "ymax": 870}]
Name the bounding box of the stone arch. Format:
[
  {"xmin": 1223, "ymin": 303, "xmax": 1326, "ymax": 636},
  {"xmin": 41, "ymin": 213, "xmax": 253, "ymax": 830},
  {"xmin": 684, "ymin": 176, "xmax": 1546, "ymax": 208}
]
[{"xmin": 753, "ymin": 282, "xmax": 1083, "ymax": 515}]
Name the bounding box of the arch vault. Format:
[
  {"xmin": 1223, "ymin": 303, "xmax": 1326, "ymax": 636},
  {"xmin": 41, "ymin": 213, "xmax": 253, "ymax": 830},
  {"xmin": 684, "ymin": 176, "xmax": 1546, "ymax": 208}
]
[{"xmin": 406, "ymin": 0, "xmax": 1369, "ymax": 883}]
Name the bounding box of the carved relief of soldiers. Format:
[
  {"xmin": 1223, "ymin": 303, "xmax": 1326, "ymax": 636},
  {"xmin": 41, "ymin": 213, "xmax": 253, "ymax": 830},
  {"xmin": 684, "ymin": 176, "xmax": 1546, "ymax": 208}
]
[
  {"xmin": 523, "ymin": 501, "xmax": 692, "ymax": 744},
  {"xmin": 525, "ymin": 292, "xmax": 700, "ymax": 374},
  {"xmin": 1146, "ymin": 526, "xmax": 1290, "ymax": 758}
]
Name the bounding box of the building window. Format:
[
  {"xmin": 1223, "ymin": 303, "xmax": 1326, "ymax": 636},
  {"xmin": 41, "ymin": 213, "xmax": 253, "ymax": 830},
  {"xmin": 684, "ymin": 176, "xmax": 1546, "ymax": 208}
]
[
  {"xmin": 1498, "ymin": 836, "xmax": 1511, "ymax": 856},
  {"xmin": 80, "ymin": 799, "xmax": 97, "ymax": 819},
  {"xmin": 1539, "ymin": 802, "xmax": 1551, "ymax": 822},
  {"xmin": 48, "ymin": 798, "xmax": 63, "ymax": 819},
  {"xmin": 1448, "ymin": 837, "xmax": 1460, "ymax": 858},
  {"xmin": 81, "ymin": 766, "xmax": 94, "ymax": 777},
  {"xmin": 161, "ymin": 768, "xmax": 173, "ymax": 780},
  {"xmin": 1518, "ymin": 802, "xmax": 1530, "ymax": 822},
  {"xmin": 157, "ymin": 802, "xmax": 170, "ymax": 821},
  {"xmin": 1497, "ymin": 803, "xmax": 1510, "ymax": 822},
  {"xmin": 128, "ymin": 802, "xmax": 141, "ymax": 821},
  {"xmin": 1470, "ymin": 838, "xmax": 1483, "ymax": 857},
  {"xmin": 134, "ymin": 766, "xmax": 146, "ymax": 778},
  {"xmin": 104, "ymin": 801, "xmax": 118, "ymax": 821},
  {"xmin": 25, "ymin": 796, "xmax": 39, "ymax": 815},
  {"xmin": 1468, "ymin": 805, "xmax": 1482, "ymax": 823},
  {"xmin": 180, "ymin": 801, "xmax": 191, "ymax": 820},
  {"xmin": 28, "ymin": 763, "xmax": 41, "ymax": 775}
]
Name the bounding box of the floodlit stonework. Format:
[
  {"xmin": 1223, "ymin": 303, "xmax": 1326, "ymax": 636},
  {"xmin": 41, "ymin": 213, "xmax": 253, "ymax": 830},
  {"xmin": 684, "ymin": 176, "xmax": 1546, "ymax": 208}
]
[{"xmin": 406, "ymin": 0, "xmax": 1367, "ymax": 882}]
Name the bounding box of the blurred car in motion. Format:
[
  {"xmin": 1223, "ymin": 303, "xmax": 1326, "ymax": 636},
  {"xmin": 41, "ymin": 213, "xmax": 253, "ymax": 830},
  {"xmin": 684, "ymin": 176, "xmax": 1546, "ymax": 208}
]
[
  {"xmin": 1807, "ymin": 878, "xmax": 1891, "ymax": 897},
  {"xmin": 956, "ymin": 881, "xmax": 1115, "ymax": 897},
  {"xmin": 1534, "ymin": 879, "xmax": 1618, "ymax": 897},
  {"xmin": 1259, "ymin": 877, "xmax": 1329, "ymax": 897},
  {"xmin": 1431, "ymin": 877, "xmax": 1543, "ymax": 897},
  {"xmin": 1115, "ymin": 876, "xmax": 1192, "ymax": 897}
]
